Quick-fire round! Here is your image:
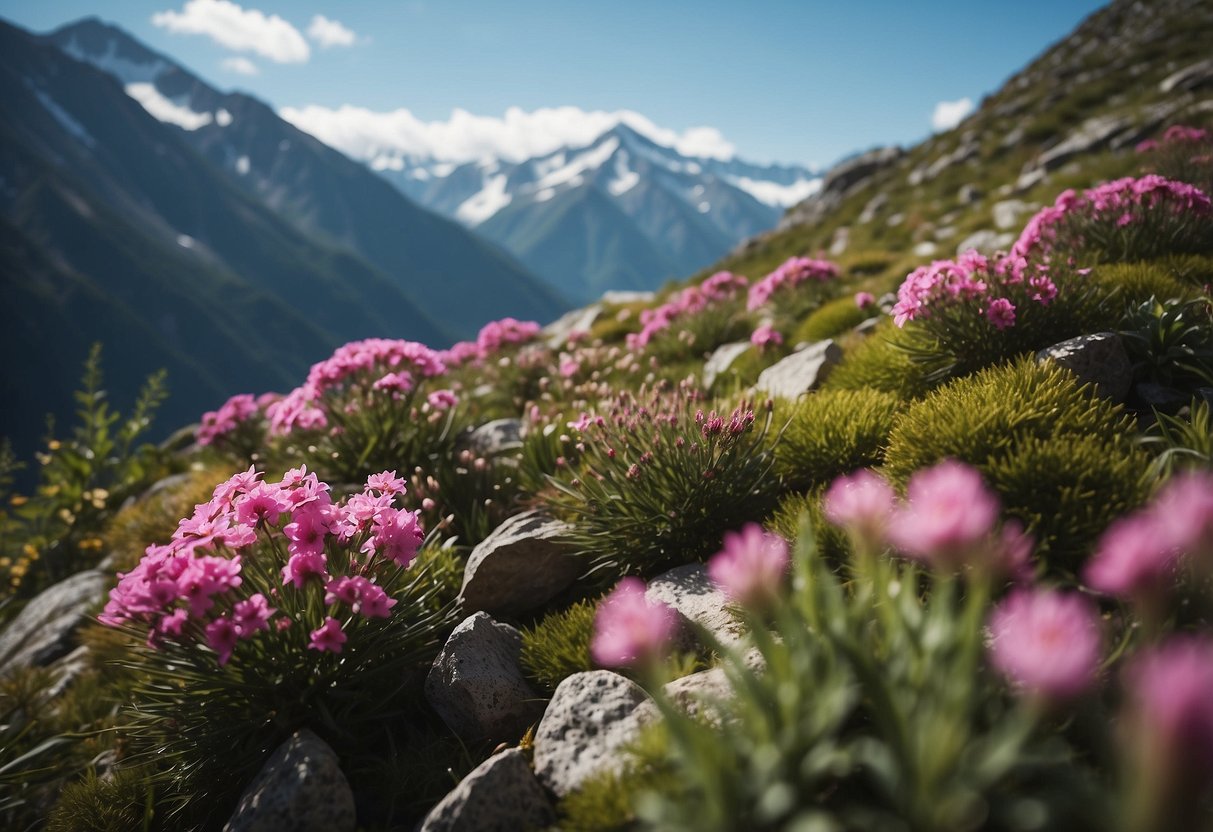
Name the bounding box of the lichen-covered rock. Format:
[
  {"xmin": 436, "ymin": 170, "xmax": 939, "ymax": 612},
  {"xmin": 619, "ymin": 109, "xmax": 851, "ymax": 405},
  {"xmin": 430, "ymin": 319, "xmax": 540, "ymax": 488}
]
[
  {"xmin": 702, "ymin": 341, "xmax": 752, "ymax": 389},
  {"xmin": 418, "ymin": 749, "xmax": 554, "ymax": 832},
  {"xmin": 1036, "ymin": 332, "xmax": 1133, "ymax": 402},
  {"xmin": 645, "ymin": 563, "xmax": 740, "ymax": 649},
  {"xmin": 223, "ymin": 730, "xmax": 354, "ymax": 832},
  {"xmin": 458, "ymin": 511, "xmax": 581, "ymax": 615},
  {"xmin": 532, "ymin": 670, "xmax": 654, "ymax": 797},
  {"xmin": 0, "ymin": 569, "xmax": 105, "ymax": 677},
  {"xmin": 425, "ymin": 613, "xmax": 544, "ymax": 743},
  {"xmin": 754, "ymin": 340, "xmax": 841, "ymax": 400},
  {"xmin": 460, "ymin": 419, "xmax": 524, "ymax": 458}
]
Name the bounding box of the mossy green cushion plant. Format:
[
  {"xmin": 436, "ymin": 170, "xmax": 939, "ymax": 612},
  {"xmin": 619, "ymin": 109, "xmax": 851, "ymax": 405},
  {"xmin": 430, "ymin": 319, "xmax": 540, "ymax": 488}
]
[
  {"xmin": 884, "ymin": 358, "xmax": 1150, "ymax": 567},
  {"xmin": 792, "ymin": 294, "xmax": 875, "ymax": 344},
  {"xmin": 822, "ymin": 320, "xmax": 936, "ymax": 400},
  {"xmin": 520, "ymin": 597, "xmax": 598, "ymax": 694},
  {"xmin": 773, "ymin": 389, "xmax": 903, "ymax": 492}
]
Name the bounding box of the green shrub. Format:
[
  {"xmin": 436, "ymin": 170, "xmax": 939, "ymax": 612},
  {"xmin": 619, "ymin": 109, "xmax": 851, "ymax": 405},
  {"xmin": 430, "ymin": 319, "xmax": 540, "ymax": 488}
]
[
  {"xmin": 885, "ymin": 359, "xmax": 1146, "ymax": 567},
  {"xmin": 1092, "ymin": 262, "xmax": 1195, "ymax": 307},
  {"xmin": 792, "ymin": 295, "xmax": 874, "ymax": 343},
  {"xmin": 773, "ymin": 389, "xmax": 903, "ymax": 492},
  {"xmin": 1153, "ymin": 253, "xmax": 1213, "ymax": 288},
  {"xmin": 766, "ymin": 490, "xmax": 850, "ymax": 565},
  {"xmin": 822, "ymin": 322, "xmax": 936, "ymax": 400},
  {"xmin": 542, "ymin": 383, "xmax": 781, "ymax": 581},
  {"xmin": 47, "ymin": 768, "xmax": 160, "ymax": 832},
  {"xmin": 1138, "ymin": 399, "xmax": 1213, "ymax": 478},
  {"xmin": 984, "ymin": 434, "xmax": 1151, "ymax": 567},
  {"xmin": 521, "ymin": 598, "xmax": 598, "ymax": 694},
  {"xmin": 1119, "ymin": 296, "xmax": 1213, "ymax": 395}
]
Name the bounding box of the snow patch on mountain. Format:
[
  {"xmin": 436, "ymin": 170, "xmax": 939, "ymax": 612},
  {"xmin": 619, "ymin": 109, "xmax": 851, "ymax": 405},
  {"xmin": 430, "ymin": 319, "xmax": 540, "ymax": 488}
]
[
  {"xmin": 125, "ymin": 83, "xmax": 213, "ymax": 131},
  {"xmin": 456, "ymin": 174, "xmax": 512, "ymax": 224},
  {"xmin": 726, "ymin": 175, "xmax": 822, "ymax": 208}
]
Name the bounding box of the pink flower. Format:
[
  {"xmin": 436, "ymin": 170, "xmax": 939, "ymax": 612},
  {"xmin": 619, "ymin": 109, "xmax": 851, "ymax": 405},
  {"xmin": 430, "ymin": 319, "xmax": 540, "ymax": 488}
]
[
  {"xmin": 1084, "ymin": 513, "xmax": 1179, "ymax": 600},
  {"xmin": 372, "ymin": 371, "xmax": 414, "ymax": 395},
  {"xmin": 362, "ymin": 507, "xmax": 423, "ymax": 567},
  {"xmin": 987, "ymin": 588, "xmax": 1102, "ymax": 701},
  {"xmin": 855, "ymin": 291, "xmax": 876, "ymax": 309},
  {"xmin": 281, "ymin": 551, "xmax": 327, "ymax": 589},
  {"xmin": 365, "ymin": 470, "xmax": 407, "ymax": 496},
  {"xmin": 233, "ymin": 593, "xmax": 275, "ymax": 636},
  {"xmin": 427, "ymin": 389, "xmax": 458, "ymax": 410},
  {"xmin": 986, "ymin": 297, "xmax": 1016, "ymax": 330},
  {"xmin": 205, "ymin": 616, "xmax": 239, "ymax": 665},
  {"xmin": 324, "ymin": 576, "xmax": 362, "ymax": 606},
  {"xmin": 823, "ymin": 469, "xmax": 896, "ymax": 547},
  {"xmin": 750, "ymin": 323, "xmax": 783, "ymax": 349},
  {"xmin": 708, "ymin": 523, "xmax": 790, "ymax": 608},
  {"xmin": 234, "ymin": 482, "xmax": 287, "ymax": 527},
  {"xmin": 888, "ymin": 460, "xmax": 1000, "ymax": 569},
  {"xmin": 356, "ymin": 582, "xmax": 397, "ymax": 618},
  {"xmin": 1124, "ymin": 636, "xmax": 1213, "ymax": 775},
  {"xmin": 284, "ymin": 507, "xmax": 330, "ymax": 558},
  {"xmin": 559, "ymin": 358, "xmax": 581, "ymax": 378},
  {"xmin": 591, "ymin": 578, "xmax": 677, "ymax": 667},
  {"xmin": 1152, "ymin": 471, "xmax": 1213, "ymax": 564},
  {"xmin": 308, "ymin": 617, "xmax": 347, "ymax": 654}
]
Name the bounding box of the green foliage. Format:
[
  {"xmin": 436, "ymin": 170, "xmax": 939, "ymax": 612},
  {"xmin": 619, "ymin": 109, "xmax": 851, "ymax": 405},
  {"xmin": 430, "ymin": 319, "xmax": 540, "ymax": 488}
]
[
  {"xmin": 885, "ymin": 359, "xmax": 1146, "ymax": 566},
  {"xmin": 541, "ymin": 383, "xmax": 781, "ymax": 582},
  {"xmin": 792, "ymin": 295, "xmax": 874, "ymax": 344},
  {"xmin": 1092, "ymin": 262, "xmax": 1196, "ymax": 307},
  {"xmin": 0, "ymin": 344, "xmax": 168, "ymax": 602},
  {"xmin": 47, "ymin": 768, "xmax": 159, "ymax": 832},
  {"xmin": 410, "ymin": 447, "xmax": 523, "ymax": 549},
  {"xmin": 822, "ymin": 322, "xmax": 936, "ymax": 400},
  {"xmin": 773, "ymin": 389, "xmax": 903, "ymax": 492},
  {"xmin": 520, "ymin": 597, "xmax": 599, "ymax": 694},
  {"xmin": 983, "ymin": 434, "xmax": 1152, "ymax": 568},
  {"xmin": 632, "ymin": 522, "xmax": 1103, "ymax": 831},
  {"xmin": 1138, "ymin": 399, "xmax": 1213, "ymax": 478},
  {"xmin": 766, "ymin": 489, "xmax": 850, "ymax": 565},
  {"xmin": 1119, "ymin": 296, "xmax": 1213, "ymax": 395}
]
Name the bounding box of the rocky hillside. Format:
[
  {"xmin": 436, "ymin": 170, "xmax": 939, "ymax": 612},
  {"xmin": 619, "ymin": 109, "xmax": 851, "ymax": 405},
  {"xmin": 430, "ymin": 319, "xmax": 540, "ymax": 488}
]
[
  {"xmin": 2, "ymin": 1, "xmax": 1212, "ymax": 830},
  {"xmin": 717, "ymin": 0, "xmax": 1213, "ymax": 283}
]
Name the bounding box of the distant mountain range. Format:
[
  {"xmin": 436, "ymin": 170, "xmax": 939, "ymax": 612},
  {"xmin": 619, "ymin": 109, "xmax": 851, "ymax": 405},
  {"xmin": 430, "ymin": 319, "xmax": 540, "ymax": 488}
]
[
  {"xmin": 286, "ymin": 115, "xmax": 820, "ymax": 304},
  {"xmin": 0, "ymin": 16, "xmax": 567, "ymax": 459}
]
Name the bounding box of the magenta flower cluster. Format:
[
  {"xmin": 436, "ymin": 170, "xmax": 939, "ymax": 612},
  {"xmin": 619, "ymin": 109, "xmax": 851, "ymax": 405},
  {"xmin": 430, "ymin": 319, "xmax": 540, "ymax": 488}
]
[
  {"xmin": 746, "ymin": 256, "xmax": 839, "ymax": 311},
  {"xmin": 627, "ymin": 271, "xmax": 748, "ymax": 349},
  {"xmin": 197, "ymin": 392, "xmax": 279, "ymax": 446},
  {"xmin": 1135, "ymin": 124, "xmax": 1211, "ymax": 153},
  {"xmin": 1010, "ymin": 175, "xmax": 1212, "ymax": 262},
  {"xmin": 708, "ymin": 523, "xmax": 789, "ymax": 609},
  {"xmin": 439, "ymin": 317, "xmax": 542, "ymax": 367},
  {"xmin": 890, "ymin": 249, "xmax": 1057, "ymax": 330},
  {"xmin": 267, "ymin": 338, "xmax": 447, "ymax": 435},
  {"xmin": 100, "ymin": 466, "xmax": 422, "ymax": 665},
  {"xmin": 987, "ymin": 588, "xmax": 1102, "ymax": 701},
  {"xmin": 824, "ymin": 461, "xmax": 1030, "ymax": 577}
]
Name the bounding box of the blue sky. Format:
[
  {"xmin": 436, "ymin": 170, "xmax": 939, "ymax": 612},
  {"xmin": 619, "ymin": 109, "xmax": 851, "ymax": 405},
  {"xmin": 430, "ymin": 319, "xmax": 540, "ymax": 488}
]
[{"xmin": 1, "ymin": 0, "xmax": 1108, "ymax": 166}]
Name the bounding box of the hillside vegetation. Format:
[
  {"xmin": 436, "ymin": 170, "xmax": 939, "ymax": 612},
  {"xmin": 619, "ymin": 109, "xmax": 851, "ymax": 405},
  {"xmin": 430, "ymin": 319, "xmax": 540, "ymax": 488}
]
[{"xmin": 2, "ymin": 0, "xmax": 1213, "ymax": 830}]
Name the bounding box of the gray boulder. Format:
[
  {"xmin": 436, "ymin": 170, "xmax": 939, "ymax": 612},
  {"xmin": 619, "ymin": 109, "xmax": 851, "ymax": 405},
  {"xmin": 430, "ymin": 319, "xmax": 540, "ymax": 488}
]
[
  {"xmin": 755, "ymin": 340, "xmax": 841, "ymax": 400},
  {"xmin": 458, "ymin": 511, "xmax": 582, "ymax": 616},
  {"xmin": 532, "ymin": 670, "xmax": 654, "ymax": 797},
  {"xmin": 0, "ymin": 569, "xmax": 105, "ymax": 677},
  {"xmin": 702, "ymin": 341, "xmax": 752, "ymax": 390},
  {"xmin": 224, "ymin": 730, "xmax": 355, "ymax": 832},
  {"xmin": 418, "ymin": 749, "xmax": 554, "ymax": 832},
  {"xmin": 426, "ymin": 613, "xmax": 543, "ymax": 744},
  {"xmin": 645, "ymin": 563, "xmax": 740, "ymax": 649},
  {"xmin": 955, "ymin": 230, "xmax": 1014, "ymax": 256},
  {"xmin": 544, "ymin": 303, "xmax": 603, "ymax": 347},
  {"xmin": 1036, "ymin": 332, "xmax": 1133, "ymax": 402},
  {"xmin": 1160, "ymin": 57, "xmax": 1213, "ymax": 93},
  {"xmin": 460, "ymin": 419, "xmax": 524, "ymax": 458}
]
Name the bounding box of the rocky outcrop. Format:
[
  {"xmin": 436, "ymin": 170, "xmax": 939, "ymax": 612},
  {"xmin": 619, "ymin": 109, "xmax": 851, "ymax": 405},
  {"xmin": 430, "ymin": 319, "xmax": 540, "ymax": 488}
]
[
  {"xmin": 425, "ymin": 612, "xmax": 544, "ymax": 744},
  {"xmin": 779, "ymin": 146, "xmax": 904, "ymax": 231},
  {"xmin": 1037, "ymin": 332, "xmax": 1134, "ymax": 403},
  {"xmin": 645, "ymin": 563, "xmax": 740, "ymax": 649},
  {"xmin": 0, "ymin": 569, "xmax": 106, "ymax": 677},
  {"xmin": 754, "ymin": 340, "xmax": 841, "ymax": 399},
  {"xmin": 418, "ymin": 749, "xmax": 554, "ymax": 832},
  {"xmin": 224, "ymin": 730, "xmax": 355, "ymax": 832},
  {"xmin": 458, "ymin": 511, "xmax": 582, "ymax": 616}
]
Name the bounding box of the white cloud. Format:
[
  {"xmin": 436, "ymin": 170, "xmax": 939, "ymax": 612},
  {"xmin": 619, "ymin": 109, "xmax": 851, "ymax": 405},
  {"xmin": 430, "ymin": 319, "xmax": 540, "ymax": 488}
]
[
  {"xmin": 278, "ymin": 104, "xmax": 738, "ymax": 164},
  {"xmin": 221, "ymin": 56, "xmax": 259, "ymax": 75},
  {"xmin": 931, "ymin": 97, "xmax": 974, "ymax": 132},
  {"xmin": 307, "ymin": 14, "xmax": 357, "ymax": 48},
  {"xmin": 151, "ymin": 0, "xmax": 310, "ymax": 63}
]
